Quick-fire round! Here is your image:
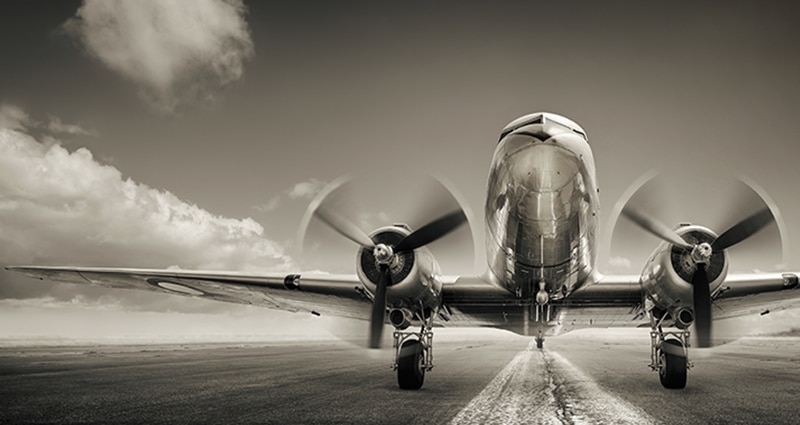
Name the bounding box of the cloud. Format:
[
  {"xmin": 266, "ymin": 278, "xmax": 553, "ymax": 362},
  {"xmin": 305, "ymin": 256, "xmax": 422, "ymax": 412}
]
[
  {"xmin": 0, "ymin": 108, "xmax": 296, "ymax": 276},
  {"xmin": 288, "ymin": 178, "xmax": 327, "ymax": 200},
  {"xmin": 64, "ymin": 0, "xmax": 254, "ymax": 112},
  {"xmin": 2, "ymin": 103, "xmax": 97, "ymax": 138},
  {"xmin": 47, "ymin": 116, "xmax": 97, "ymax": 137},
  {"xmin": 253, "ymin": 196, "xmax": 281, "ymax": 213},
  {"xmin": 0, "ymin": 104, "xmax": 32, "ymax": 131},
  {"xmin": 608, "ymin": 256, "xmax": 632, "ymax": 270},
  {"xmin": 253, "ymin": 179, "xmax": 327, "ymax": 214},
  {"xmin": 357, "ymin": 211, "xmax": 392, "ymax": 231}
]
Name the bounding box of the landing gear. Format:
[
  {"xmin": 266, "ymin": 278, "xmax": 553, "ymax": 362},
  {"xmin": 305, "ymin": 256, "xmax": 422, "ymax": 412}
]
[
  {"xmin": 392, "ymin": 308, "xmax": 434, "ymax": 390},
  {"xmin": 533, "ymin": 295, "xmax": 550, "ymax": 348},
  {"xmin": 658, "ymin": 339, "xmax": 687, "ymax": 389},
  {"xmin": 393, "ymin": 327, "xmax": 433, "ymax": 390},
  {"xmin": 397, "ymin": 339, "xmax": 425, "ymax": 389},
  {"xmin": 648, "ymin": 311, "xmax": 691, "ymax": 389}
]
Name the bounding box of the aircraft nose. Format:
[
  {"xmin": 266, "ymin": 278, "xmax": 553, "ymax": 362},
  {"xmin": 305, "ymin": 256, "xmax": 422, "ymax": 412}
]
[
  {"xmin": 509, "ymin": 143, "xmax": 581, "ymax": 194},
  {"xmin": 504, "ymin": 143, "xmax": 583, "ymax": 231}
]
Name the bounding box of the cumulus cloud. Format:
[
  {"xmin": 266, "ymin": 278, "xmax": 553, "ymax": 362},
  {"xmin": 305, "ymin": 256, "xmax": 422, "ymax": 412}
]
[
  {"xmin": 0, "ymin": 108, "xmax": 296, "ymax": 274},
  {"xmin": 64, "ymin": 0, "xmax": 254, "ymax": 112},
  {"xmin": 0, "ymin": 104, "xmax": 31, "ymax": 131}
]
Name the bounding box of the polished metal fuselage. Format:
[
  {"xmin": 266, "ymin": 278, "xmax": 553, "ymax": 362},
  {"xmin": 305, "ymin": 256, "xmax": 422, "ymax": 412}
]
[{"xmin": 485, "ymin": 113, "xmax": 599, "ymax": 300}]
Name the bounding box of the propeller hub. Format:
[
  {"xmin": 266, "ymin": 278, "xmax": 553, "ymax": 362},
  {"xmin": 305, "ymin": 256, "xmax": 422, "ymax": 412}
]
[
  {"xmin": 373, "ymin": 243, "xmax": 395, "ymax": 265},
  {"xmin": 690, "ymin": 242, "xmax": 713, "ymax": 264}
]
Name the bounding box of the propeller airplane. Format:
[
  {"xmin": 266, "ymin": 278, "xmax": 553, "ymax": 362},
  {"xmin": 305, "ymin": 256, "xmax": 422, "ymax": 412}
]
[{"xmin": 8, "ymin": 112, "xmax": 800, "ymax": 390}]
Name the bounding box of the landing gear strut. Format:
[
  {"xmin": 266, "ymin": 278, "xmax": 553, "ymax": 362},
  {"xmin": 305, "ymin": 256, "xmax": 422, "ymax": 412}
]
[
  {"xmin": 392, "ymin": 311, "xmax": 434, "ymax": 390},
  {"xmin": 533, "ymin": 284, "xmax": 550, "ymax": 349},
  {"xmin": 648, "ymin": 311, "xmax": 691, "ymax": 389}
]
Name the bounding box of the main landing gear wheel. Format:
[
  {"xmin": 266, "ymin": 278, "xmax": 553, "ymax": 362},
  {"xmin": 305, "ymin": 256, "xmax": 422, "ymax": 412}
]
[
  {"xmin": 659, "ymin": 339, "xmax": 687, "ymax": 389},
  {"xmin": 397, "ymin": 339, "xmax": 425, "ymax": 390}
]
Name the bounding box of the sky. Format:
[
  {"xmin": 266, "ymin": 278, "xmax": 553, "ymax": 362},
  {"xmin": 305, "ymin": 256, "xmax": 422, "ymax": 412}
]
[{"xmin": 1, "ymin": 1, "xmax": 799, "ymax": 340}]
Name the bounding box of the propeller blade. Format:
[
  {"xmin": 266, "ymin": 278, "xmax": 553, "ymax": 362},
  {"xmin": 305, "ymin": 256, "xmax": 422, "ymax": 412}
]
[
  {"xmin": 369, "ymin": 264, "xmax": 390, "ymax": 349},
  {"xmin": 394, "ymin": 210, "xmax": 467, "ymax": 253},
  {"xmin": 621, "ymin": 205, "xmax": 692, "ymax": 250},
  {"xmin": 314, "ymin": 205, "xmax": 375, "ymax": 248},
  {"xmin": 692, "ymin": 263, "xmax": 713, "ymax": 348},
  {"xmin": 711, "ymin": 208, "xmax": 774, "ymax": 251}
]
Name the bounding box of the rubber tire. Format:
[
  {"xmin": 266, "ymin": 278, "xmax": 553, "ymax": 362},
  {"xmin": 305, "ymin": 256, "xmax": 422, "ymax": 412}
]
[
  {"xmin": 397, "ymin": 339, "xmax": 425, "ymax": 390},
  {"xmin": 535, "ymin": 337, "xmax": 544, "ymax": 349},
  {"xmin": 659, "ymin": 339, "xmax": 687, "ymax": 389}
]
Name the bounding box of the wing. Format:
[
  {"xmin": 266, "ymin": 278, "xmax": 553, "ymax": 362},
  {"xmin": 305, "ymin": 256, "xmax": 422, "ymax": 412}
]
[
  {"xmin": 440, "ymin": 273, "xmax": 647, "ymax": 334},
  {"xmin": 712, "ymin": 272, "xmax": 800, "ymax": 319},
  {"xmin": 550, "ymin": 272, "xmax": 800, "ymax": 332},
  {"xmin": 549, "ymin": 272, "xmax": 800, "ymax": 335},
  {"xmin": 550, "ymin": 274, "xmax": 648, "ymax": 333},
  {"xmin": 8, "ymin": 266, "xmax": 800, "ymax": 336},
  {"xmin": 440, "ymin": 275, "xmax": 518, "ymax": 328},
  {"xmin": 7, "ymin": 266, "xmax": 524, "ymax": 328},
  {"xmin": 5, "ymin": 266, "xmax": 371, "ymax": 321}
]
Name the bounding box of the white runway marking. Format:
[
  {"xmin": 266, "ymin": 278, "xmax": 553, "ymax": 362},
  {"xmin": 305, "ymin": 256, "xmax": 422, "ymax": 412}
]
[{"xmin": 450, "ymin": 340, "xmax": 656, "ymax": 425}]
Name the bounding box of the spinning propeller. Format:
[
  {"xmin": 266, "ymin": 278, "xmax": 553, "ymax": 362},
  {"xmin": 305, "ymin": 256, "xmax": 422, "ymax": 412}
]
[
  {"xmin": 303, "ymin": 176, "xmax": 468, "ymax": 349},
  {"xmin": 621, "ymin": 179, "xmax": 777, "ymax": 347}
]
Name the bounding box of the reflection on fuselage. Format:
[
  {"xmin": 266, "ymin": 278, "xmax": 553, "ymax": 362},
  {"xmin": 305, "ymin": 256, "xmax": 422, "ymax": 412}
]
[{"xmin": 485, "ymin": 113, "xmax": 599, "ymax": 300}]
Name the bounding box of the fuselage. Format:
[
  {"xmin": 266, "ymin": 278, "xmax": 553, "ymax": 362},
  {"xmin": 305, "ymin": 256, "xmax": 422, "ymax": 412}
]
[{"xmin": 485, "ymin": 112, "xmax": 600, "ymax": 301}]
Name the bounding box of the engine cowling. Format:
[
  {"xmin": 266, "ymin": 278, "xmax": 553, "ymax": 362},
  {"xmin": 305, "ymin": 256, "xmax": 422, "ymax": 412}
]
[
  {"xmin": 355, "ymin": 225, "xmax": 443, "ymax": 313},
  {"xmin": 640, "ymin": 224, "xmax": 729, "ymax": 322}
]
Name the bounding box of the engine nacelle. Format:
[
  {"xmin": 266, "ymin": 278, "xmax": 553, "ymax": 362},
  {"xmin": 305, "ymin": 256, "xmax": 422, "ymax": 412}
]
[
  {"xmin": 355, "ymin": 225, "xmax": 443, "ymax": 313},
  {"xmin": 640, "ymin": 225, "xmax": 729, "ymax": 317},
  {"xmin": 389, "ymin": 308, "xmax": 413, "ymax": 330},
  {"xmin": 673, "ymin": 307, "xmax": 694, "ymax": 330}
]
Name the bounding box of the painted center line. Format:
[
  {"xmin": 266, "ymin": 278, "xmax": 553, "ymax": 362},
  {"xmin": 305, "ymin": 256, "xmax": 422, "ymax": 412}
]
[{"xmin": 450, "ymin": 340, "xmax": 656, "ymax": 425}]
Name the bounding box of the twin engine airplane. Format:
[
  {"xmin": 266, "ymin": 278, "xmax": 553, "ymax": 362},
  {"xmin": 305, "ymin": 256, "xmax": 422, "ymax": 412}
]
[{"xmin": 8, "ymin": 112, "xmax": 800, "ymax": 390}]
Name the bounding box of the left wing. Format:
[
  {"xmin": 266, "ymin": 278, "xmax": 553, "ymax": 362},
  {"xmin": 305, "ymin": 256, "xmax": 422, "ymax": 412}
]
[
  {"xmin": 712, "ymin": 272, "xmax": 800, "ymax": 319},
  {"xmin": 548, "ymin": 272, "xmax": 800, "ymax": 335}
]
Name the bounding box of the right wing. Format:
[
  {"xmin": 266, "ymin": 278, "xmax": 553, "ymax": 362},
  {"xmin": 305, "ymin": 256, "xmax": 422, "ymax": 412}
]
[{"xmin": 6, "ymin": 266, "xmax": 371, "ymax": 321}]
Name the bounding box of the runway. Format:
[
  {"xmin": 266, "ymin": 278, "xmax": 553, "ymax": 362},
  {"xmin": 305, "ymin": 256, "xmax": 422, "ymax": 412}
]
[{"xmin": 2, "ymin": 330, "xmax": 799, "ymax": 424}]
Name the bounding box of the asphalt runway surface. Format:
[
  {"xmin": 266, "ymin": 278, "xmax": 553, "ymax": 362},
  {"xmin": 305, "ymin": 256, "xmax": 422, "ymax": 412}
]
[{"xmin": 2, "ymin": 330, "xmax": 799, "ymax": 424}]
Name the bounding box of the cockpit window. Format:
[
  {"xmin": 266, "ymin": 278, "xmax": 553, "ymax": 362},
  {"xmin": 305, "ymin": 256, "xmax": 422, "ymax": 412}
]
[{"xmin": 500, "ymin": 113, "xmax": 588, "ymax": 143}]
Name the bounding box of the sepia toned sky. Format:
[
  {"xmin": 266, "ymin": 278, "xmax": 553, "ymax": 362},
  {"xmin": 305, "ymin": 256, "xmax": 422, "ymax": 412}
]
[{"xmin": 1, "ymin": 1, "xmax": 799, "ymax": 338}]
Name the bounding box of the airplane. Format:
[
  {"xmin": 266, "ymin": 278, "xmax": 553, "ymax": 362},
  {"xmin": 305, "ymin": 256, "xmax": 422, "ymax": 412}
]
[{"xmin": 7, "ymin": 112, "xmax": 800, "ymax": 390}]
